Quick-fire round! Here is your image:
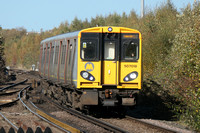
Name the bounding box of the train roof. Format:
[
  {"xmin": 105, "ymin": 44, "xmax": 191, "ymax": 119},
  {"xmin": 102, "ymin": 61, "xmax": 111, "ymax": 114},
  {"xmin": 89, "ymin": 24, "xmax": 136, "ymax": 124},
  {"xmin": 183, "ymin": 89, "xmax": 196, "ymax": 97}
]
[
  {"xmin": 41, "ymin": 30, "xmax": 80, "ymax": 44},
  {"xmin": 41, "ymin": 27, "xmax": 142, "ymax": 45}
]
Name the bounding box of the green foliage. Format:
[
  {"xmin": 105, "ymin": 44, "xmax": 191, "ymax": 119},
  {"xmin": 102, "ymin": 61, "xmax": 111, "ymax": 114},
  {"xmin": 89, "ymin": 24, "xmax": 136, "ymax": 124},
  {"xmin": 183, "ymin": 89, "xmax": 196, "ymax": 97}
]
[
  {"xmin": 3, "ymin": 29, "xmax": 41, "ymax": 69},
  {"xmin": 153, "ymin": 1, "xmax": 200, "ymax": 130},
  {"xmin": 169, "ymin": 2, "xmax": 200, "ymax": 130},
  {"xmin": 139, "ymin": 0, "xmax": 178, "ymax": 77},
  {"xmin": 70, "ymin": 17, "xmax": 84, "ymax": 31}
]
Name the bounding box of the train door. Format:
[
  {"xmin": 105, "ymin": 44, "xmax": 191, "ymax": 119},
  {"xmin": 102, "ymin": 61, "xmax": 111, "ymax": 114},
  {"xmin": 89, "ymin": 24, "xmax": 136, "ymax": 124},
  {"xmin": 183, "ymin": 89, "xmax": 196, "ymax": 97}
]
[
  {"xmin": 102, "ymin": 34, "xmax": 119, "ymax": 85},
  {"xmin": 49, "ymin": 43, "xmax": 54, "ymax": 79},
  {"xmin": 59, "ymin": 41, "xmax": 66, "ymax": 81},
  {"xmin": 54, "ymin": 43, "xmax": 59, "ymax": 79},
  {"xmin": 66, "ymin": 40, "xmax": 73, "ymax": 84},
  {"xmin": 39, "ymin": 45, "xmax": 43, "ymax": 75}
]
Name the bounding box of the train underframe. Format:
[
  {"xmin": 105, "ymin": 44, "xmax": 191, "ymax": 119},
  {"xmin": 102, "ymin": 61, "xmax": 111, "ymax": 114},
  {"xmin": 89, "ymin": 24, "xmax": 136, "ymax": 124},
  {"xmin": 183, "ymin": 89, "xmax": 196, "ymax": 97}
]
[{"xmin": 41, "ymin": 80, "xmax": 139, "ymax": 112}]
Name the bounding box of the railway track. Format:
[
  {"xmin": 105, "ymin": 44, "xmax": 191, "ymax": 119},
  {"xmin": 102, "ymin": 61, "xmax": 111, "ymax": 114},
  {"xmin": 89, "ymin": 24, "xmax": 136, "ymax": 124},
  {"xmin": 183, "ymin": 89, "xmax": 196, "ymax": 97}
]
[
  {"xmin": 19, "ymin": 85, "xmax": 80, "ymax": 133},
  {"xmin": 40, "ymin": 95, "xmax": 128, "ymax": 133},
  {"xmin": 125, "ymin": 116, "xmax": 177, "ymax": 133},
  {"xmin": 0, "ymin": 79, "xmax": 28, "ymax": 107},
  {"xmin": 0, "ymin": 80, "xmax": 29, "ymax": 131},
  {"xmin": 0, "ymin": 78, "xmax": 66, "ymax": 132},
  {"xmin": 0, "ymin": 79, "xmax": 28, "ymax": 92},
  {"xmin": 99, "ymin": 115, "xmax": 181, "ymax": 133},
  {"xmin": 1, "ymin": 70, "xmax": 191, "ymax": 133},
  {"xmin": 39, "ymin": 94, "xmax": 181, "ymax": 133},
  {"xmin": 33, "ymin": 84, "xmax": 184, "ymax": 133}
]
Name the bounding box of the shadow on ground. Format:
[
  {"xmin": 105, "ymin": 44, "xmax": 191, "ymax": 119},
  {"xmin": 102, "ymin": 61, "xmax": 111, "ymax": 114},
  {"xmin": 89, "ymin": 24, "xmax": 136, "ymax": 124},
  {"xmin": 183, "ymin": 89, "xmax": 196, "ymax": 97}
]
[{"xmin": 127, "ymin": 79, "xmax": 177, "ymax": 121}]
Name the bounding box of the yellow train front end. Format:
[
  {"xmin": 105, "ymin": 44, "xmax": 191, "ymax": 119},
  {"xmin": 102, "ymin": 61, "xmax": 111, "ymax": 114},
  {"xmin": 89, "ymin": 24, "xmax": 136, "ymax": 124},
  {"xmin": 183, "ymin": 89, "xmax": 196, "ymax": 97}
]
[{"xmin": 77, "ymin": 27, "xmax": 142, "ymax": 107}]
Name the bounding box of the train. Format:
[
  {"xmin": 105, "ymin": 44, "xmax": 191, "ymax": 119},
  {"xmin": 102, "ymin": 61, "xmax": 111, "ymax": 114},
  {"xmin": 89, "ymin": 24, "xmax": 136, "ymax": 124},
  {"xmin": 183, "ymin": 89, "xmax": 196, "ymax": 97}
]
[{"xmin": 39, "ymin": 26, "xmax": 142, "ymax": 110}]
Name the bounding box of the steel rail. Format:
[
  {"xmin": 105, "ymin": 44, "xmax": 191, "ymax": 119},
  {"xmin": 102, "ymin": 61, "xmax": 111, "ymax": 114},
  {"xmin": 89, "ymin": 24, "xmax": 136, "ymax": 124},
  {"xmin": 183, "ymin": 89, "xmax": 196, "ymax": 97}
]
[
  {"xmin": 0, "ymin": 98, "xmax": 19, "ymax": 107},
  {"xmin": 0, "ymin": 85, "xmax": 29, "ymax": 107},
  {"xmin": 0, "ymin": 79, "xmax": 28, "ymax": 91},
  {"xmin": 18, "ymin": 86, "xmax": 72, "ymax": 133},
  {"xmin": 45, "ymin": 96, "xmax": 128, "ymax": 133},
  {"xmin": 29, "ymin": 100, "xmax": 82, "ymax": 133},
  {"xmin": 125, "ymin": 116, "xmax": 178, "ymax": 133},
  {"xmin": 0, "ymin": 111, "xmax": 19, "ymax": 130},
  {"xmin": 0, "ymin": 84, "xmax": 29, "ymax": 131}
]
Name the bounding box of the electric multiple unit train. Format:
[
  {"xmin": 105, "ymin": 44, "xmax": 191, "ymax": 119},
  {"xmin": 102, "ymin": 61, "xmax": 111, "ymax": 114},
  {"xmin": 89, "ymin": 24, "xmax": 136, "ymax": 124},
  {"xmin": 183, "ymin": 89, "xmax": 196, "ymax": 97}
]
[{"xmin": 39, "ymin": 26, "xmax": 142, "ymax": 110}]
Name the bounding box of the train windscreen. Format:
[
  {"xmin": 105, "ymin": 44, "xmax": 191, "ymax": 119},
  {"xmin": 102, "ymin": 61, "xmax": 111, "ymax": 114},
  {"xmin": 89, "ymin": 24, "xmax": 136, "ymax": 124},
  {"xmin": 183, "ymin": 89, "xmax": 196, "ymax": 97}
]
[
  {"xmin": 81, "ymin": 33, "xmax": 99, "ymax": 61},
  {"xmin": 81, "ymin": 40, "xmax": 98, "ymax": 60},
  {"xmin": 121, "ymin": 33, "xmax": 139, "ymax": 61}
]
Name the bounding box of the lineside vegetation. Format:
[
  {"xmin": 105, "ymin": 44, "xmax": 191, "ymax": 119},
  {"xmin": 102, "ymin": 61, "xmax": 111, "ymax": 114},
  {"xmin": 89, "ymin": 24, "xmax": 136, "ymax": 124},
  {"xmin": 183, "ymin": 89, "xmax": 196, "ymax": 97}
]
[{"xmin": 0, "ymin": 26, "xmax": 7, "ymax": 84}]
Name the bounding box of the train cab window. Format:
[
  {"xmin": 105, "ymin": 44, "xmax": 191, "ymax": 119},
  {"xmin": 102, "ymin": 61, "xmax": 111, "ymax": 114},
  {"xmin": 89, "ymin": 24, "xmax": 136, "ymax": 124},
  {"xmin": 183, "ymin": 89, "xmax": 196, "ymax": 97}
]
[
  {"xmin": 123, "ymin": 40, "xmax": 139, "ymax": 60},
  {"xmin": 81, "ymin": 40, "xmax": 97, "ymax": 60}
]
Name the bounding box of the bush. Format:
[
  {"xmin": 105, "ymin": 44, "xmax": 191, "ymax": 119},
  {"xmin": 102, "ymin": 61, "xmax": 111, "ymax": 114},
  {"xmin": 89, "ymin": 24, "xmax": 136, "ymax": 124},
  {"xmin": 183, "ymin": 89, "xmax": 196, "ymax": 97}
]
[
  {"xmin": 140, "ymin": 1, "xmax": 177, "ymax": 77},
  {"xmin": 155, "ymin": 2, "xmax": 200, "ymax": 130}
]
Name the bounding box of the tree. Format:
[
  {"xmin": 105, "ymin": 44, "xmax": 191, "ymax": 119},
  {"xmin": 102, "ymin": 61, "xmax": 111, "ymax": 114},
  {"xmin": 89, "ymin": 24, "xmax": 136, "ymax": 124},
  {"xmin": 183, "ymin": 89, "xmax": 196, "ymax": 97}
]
[
  {"xmin": 70, "ymin": 17, "xmax": 83, "ymax": 31},
  {"xmin": 0, "ymin": 27, "xmax": 6, "ymax": 84}
]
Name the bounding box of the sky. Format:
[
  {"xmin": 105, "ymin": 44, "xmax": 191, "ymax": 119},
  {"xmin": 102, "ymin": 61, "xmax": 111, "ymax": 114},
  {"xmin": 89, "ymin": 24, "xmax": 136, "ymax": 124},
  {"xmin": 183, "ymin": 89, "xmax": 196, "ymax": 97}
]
[{"xmin": 0, "ymin": 0, "xmax": 195, "ymax": 32}]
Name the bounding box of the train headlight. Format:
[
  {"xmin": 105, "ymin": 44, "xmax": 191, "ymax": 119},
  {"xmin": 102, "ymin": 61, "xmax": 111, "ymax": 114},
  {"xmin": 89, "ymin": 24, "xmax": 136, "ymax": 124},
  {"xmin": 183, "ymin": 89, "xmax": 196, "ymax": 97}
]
[
  {"xmin": 80, "ymin": 71, "xmax": 95, "ymax": 81},
  {"xmin": 123, "ymin": 71, "xmax": 138, "ymax": 82},
  {"xmin": 82, "ymin": 72, "xmax": 89, "ymax": 79},
  {"xmin": 125, "ymin": 77, "xmax": 129, "ymax": 81},
  {"xmin": 108, "ymin": 27, "xmax": 113, "ymax": 32},
  {"xmin": 130, "ymin": 73, "xmax": 137, "ymax": 79},
  {"xmin": 89, "ymin": 76, "xmax": 94, "ymax": 81}
]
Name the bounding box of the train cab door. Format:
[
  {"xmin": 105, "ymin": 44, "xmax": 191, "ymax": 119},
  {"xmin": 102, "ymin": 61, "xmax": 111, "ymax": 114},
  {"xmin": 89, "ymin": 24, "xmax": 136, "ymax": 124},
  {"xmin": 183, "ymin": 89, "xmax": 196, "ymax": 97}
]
[{"xmin": 102, "ymin": 34, "xmax": 119, "ymax": 85}]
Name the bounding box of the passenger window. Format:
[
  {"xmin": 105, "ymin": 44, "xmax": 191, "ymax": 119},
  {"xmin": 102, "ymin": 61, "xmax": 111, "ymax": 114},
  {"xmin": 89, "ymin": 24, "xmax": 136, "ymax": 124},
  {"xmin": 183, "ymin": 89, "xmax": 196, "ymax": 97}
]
[
  {"xmin": 81, "ymin": 40, "xmax": 97, "ymax": 60},
  {"xmin": 61, "ymin": 45, "xmax": 66, "ymax": 64},
  {"xmin": 50, "ymin": 46, "xmax": 54, "ymax": 65},
  {"xmin": 70, "ymin": 44, "xmax": 72, "ymax": 49}
]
